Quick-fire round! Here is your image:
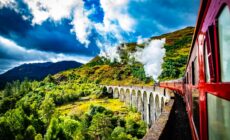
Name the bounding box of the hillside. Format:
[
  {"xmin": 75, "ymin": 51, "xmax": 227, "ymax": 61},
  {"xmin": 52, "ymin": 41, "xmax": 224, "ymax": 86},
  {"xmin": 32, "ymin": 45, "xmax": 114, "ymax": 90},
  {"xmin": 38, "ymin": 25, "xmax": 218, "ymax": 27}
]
[
  {"xmin": 121, "ymin": 26, "xmax": 194, "ymax": 81},
  {"xmin": 53, "ymin": 27, "xmax": 194, "ymax": 85},
  {"xmin": 0, "ymin": 27, "xmax": 194, "ymax": 140},
  {"xmin": 157, "ymin": 27, "xmax": 194, "ymax": 80},
  {"xmin": 0, "ymin": 61, "xmax": 82, "ymax": 89},
  {"xmin": 54, "ymin": 57, "xmax": 153, "ymax": 86}
]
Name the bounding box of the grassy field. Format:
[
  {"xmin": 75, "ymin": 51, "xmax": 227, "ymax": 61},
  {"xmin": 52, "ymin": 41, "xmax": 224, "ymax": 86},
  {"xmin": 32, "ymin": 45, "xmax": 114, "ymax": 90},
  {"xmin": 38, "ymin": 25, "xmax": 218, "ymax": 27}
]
[{"xmin": 56, "ymin": 98, "xmax": 128, "ymax": 117}]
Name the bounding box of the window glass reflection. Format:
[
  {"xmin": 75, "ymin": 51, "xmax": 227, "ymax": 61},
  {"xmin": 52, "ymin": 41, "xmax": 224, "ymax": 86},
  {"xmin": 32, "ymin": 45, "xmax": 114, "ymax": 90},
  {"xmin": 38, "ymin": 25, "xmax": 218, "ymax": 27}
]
[
  {"xmin": 218, "ymin": 6, "xmax": 230, "ymax": 82},
  {"xmin": 207, "ymin": 94, "xmax": 230, "ymax": 140}
]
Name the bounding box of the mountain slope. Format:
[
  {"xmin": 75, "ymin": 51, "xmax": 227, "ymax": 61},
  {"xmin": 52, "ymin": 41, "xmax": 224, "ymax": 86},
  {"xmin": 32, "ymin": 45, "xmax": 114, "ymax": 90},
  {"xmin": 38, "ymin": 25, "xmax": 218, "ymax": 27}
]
[
  {"xmin": 120, "ymin": 26, "xmax": 194, "ymax": 81},
  {"xmin": 0, "ymin": 61, "xmax": 82, "ymax": 88},
  {"xmin": 157, "ymin": 26, "xmax": 194, "ymax": 80},
  {"xmin": 53, "ymin": 27, "xmax": 194, "ymax": 85},
  {"xmin": 55, "ymin": 58, "xmax": 153, "ymax": 86}
]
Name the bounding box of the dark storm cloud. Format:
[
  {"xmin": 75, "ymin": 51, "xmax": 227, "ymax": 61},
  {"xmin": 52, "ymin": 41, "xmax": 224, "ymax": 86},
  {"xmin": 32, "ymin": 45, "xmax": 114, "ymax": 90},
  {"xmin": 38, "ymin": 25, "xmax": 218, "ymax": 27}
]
[
  {"xmin": 0, "ymin": 4, "xmax": 98, "ymax": 73},
  {"xmin": 15, "ymin": 20, "xmax": 100, "ymax": 56},
  {"xmin": 0, "ymin": 35, "xmax": 92, "ymax": 74},
  {"xmin": 0, "ymin": 7, "xmax": 32, "ymax": 37},
  {"xmin": 0, "ymin": 8, "xmax": 100, "ymax": 57}
]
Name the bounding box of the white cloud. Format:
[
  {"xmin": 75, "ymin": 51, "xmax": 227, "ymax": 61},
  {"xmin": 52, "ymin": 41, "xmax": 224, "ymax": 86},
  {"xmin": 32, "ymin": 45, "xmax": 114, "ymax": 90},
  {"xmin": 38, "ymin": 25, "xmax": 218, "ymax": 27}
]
[
  {"xmin": 132, "ymin": 38, "xmax": 166, "ymax": 80},
  {"xmin": 70, "ymin": 0, "xmax": 92, "ymax": 47},
  {"xmin": 21, "ymin": 0, "xmax": 93, "ymax": 47},
  {"xmin": 100, "ymin": 0, "xmax": 135, "ymax": 32},
  {"xmin": 23, "ymin": 0, "xmax": 94, "ymax": 47},
  {"xmin": 23, "ymin": 0, "xmax": 78, "ymax": 25},
  {"xmin": 95, "ymin": 0, "xmax": 136, "ymax": 53},
  {"xmin": 0, "ymin": 36, "xmax": 92, "ymax": 73},
  {"xmin": 20, "ymin": 0, "xmax": 136, "ymax": 48},
  {"xmin": 0, "ymin": 0, "xmax": 16, "ymax": 9}
]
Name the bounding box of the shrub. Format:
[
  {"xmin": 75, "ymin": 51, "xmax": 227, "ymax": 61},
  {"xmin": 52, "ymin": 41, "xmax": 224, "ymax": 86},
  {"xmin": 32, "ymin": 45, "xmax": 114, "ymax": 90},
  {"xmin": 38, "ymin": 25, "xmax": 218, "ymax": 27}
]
[
  {"xmin": 35, "ymin": 134, "xmax": 43, "ymax": 140},
  {"xmin": 25, "ymin": 125, "xmax": 36, "ymax": 140}
]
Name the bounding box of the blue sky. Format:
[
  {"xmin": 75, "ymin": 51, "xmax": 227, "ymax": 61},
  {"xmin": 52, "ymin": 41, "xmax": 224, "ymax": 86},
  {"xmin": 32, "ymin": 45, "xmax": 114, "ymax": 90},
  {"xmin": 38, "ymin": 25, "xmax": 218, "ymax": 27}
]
[{"xmin": 0, "ymin": 0, "xmax": 199, "ymax": 74}]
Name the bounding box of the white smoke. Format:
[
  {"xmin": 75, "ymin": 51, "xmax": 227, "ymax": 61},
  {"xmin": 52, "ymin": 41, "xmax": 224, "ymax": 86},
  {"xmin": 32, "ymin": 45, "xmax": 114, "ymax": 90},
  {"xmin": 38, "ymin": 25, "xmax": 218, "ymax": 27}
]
[
  {"xmin": 99, "ymin": 37, "xmax": 166, "ymax": 81},
  {"xmin": 132, "ymin": 38, "xmax": 166, "ymax": 80},
  {"xmin": 137, "ymin": 36, "xmax": 149, "ymax": 45},
  {"xmin": 99, "ymin": 45, "xmax": 121, "ymax": 62}
]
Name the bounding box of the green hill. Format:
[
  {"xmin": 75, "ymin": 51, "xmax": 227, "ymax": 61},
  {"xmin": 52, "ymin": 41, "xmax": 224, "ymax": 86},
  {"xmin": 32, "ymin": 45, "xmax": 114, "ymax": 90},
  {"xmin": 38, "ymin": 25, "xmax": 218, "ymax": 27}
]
[
  {"xmin": 53, "ymin": 26, "xmax": 194, "ymax": 85},
  {"xmin": 156, "ymin": 26, "xmax": 194, "ymax": 80}
]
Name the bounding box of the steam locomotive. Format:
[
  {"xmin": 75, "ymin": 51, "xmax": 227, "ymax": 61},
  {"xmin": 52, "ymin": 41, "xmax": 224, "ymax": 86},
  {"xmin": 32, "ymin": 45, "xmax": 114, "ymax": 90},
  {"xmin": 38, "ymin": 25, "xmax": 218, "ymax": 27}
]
[{"xmin": 160, "ymin": 0, "xmax": 230, "ymax": 140}]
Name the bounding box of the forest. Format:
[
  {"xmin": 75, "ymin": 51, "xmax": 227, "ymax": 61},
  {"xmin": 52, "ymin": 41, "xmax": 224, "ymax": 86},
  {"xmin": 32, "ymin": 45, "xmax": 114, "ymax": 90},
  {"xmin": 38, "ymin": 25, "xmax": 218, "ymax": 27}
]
[{"xmin": 0, "ymin": 77, "xmax": 146, "ymax": 140}]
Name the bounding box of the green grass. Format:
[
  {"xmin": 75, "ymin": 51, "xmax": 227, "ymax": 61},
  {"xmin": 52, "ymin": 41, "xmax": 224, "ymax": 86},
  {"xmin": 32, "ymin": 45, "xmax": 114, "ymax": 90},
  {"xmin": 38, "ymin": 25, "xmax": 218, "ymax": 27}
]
[{"xmin": 56, "ymin": 99, "xmax": 128, "ymax": 117}]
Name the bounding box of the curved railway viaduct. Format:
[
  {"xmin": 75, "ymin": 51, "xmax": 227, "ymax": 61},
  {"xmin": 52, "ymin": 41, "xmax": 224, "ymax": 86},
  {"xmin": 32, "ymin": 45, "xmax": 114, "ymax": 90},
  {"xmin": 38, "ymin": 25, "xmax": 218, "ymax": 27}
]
[{"xmin": 103, "ymin": 85, "xmax": 173, "ymax": 127}]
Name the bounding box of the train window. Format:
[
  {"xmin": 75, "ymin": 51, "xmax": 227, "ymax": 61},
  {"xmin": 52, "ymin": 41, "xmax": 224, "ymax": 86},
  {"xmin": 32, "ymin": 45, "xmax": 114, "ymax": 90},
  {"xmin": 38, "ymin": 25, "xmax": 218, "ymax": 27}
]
[
  {"xmin": 218, "ymin": 6, "xmax": 230, "ymax": 82},
  {"xmin": 204, "ymin": 41, "xmax": 210, "ymax": 82},
  {"xmin": 192, "ymin": 62, "xmax": 195, "ymax": 85},
  {"xmin": 186, "ymin": 72, "xmax": 189, "ymax": 84},
  {"xmin": 207, "ymin": 25, "xmax": 216, "ymax": 82},
  {"xmin": 192, "ymin": 89, "xmax": 200, "ymax": 137},
  {"xmin": 207, "ymin": 94, "xmax": 230, "ymax": 140},
  {"xmin": 192, "ymin": 57, "xmax": 199, "ymax": 85}
]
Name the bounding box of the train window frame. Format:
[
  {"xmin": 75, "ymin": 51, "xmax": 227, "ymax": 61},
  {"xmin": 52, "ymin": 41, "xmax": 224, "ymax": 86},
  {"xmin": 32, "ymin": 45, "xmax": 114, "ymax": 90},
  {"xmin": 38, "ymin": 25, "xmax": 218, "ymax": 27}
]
[
  {"xmin": 206, "ymin": 25, "xmax": 216, "ymax": 82},
  {"xmin": 204, "ymin": 40, "xmax": 211, "ymax": 82},
  {"xmin": 190, "ymin": 69, "xmax": 192, "ymax": 84},
  {"xmin": 216, "ymin": 4, "xmax": 230, "ymax": 82}
]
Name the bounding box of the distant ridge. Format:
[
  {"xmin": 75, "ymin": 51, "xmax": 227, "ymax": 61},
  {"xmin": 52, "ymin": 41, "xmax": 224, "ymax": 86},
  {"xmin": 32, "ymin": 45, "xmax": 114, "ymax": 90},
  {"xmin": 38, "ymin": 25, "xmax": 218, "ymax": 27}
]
[{"xmin": 0, "ymin": 61, "xmax": 82, "ymax": 88}]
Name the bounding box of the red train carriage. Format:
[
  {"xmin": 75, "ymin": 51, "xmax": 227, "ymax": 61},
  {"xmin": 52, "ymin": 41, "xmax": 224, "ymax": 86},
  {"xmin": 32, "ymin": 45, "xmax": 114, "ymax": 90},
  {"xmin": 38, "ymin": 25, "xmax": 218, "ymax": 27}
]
[{"xmin": 160, "ymin": 0, "xmax": 230, "ymax": 140}]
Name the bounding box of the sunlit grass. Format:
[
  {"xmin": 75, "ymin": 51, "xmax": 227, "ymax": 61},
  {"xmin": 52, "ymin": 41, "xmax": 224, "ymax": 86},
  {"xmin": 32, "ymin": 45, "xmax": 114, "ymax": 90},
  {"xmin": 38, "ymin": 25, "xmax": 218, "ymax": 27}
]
[{"xmin": 56, "ymin": 98, "xmax": 128, "ymax": 117}]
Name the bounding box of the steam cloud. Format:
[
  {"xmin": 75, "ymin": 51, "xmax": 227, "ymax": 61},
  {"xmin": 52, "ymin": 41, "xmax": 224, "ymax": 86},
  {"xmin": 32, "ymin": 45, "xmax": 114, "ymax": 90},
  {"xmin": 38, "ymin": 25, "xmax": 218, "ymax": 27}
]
[
  {"xmin": 133, "ymin": 38, "xmax": 166, "ymax": 80},
  {"xmin": 100, "ymin": 38, "xmax": 166, "ymax": 81},
  {"xmin": 99, "ymin": 45, "xmax": 121, "ymax": 63}
]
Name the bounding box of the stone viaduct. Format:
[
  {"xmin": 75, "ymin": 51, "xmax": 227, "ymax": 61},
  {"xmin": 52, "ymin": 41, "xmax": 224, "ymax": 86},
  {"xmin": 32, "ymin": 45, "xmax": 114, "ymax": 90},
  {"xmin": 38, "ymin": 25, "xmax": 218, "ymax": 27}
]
[{"xmin": 103, "ymin": 85, "xmax": 173, "ymax": 127}]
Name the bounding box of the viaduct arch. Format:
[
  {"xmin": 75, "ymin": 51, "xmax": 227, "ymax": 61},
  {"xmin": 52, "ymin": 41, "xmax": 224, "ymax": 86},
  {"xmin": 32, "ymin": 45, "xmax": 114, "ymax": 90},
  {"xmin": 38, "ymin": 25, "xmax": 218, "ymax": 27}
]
[{"xmin": 103, "ymin": 85, "xmax": 171, "ymax": 127}]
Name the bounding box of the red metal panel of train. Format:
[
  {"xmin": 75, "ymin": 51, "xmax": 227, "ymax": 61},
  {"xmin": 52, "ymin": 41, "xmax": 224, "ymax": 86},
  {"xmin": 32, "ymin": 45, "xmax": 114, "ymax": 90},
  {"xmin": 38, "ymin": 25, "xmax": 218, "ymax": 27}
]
[
  {"xmin": 160, "ymin": 0, "xmax": 230, "ymax": 140},
  {"xmin": 160, "ymin": 78, "xmax": 184, "ymax": 95}
]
